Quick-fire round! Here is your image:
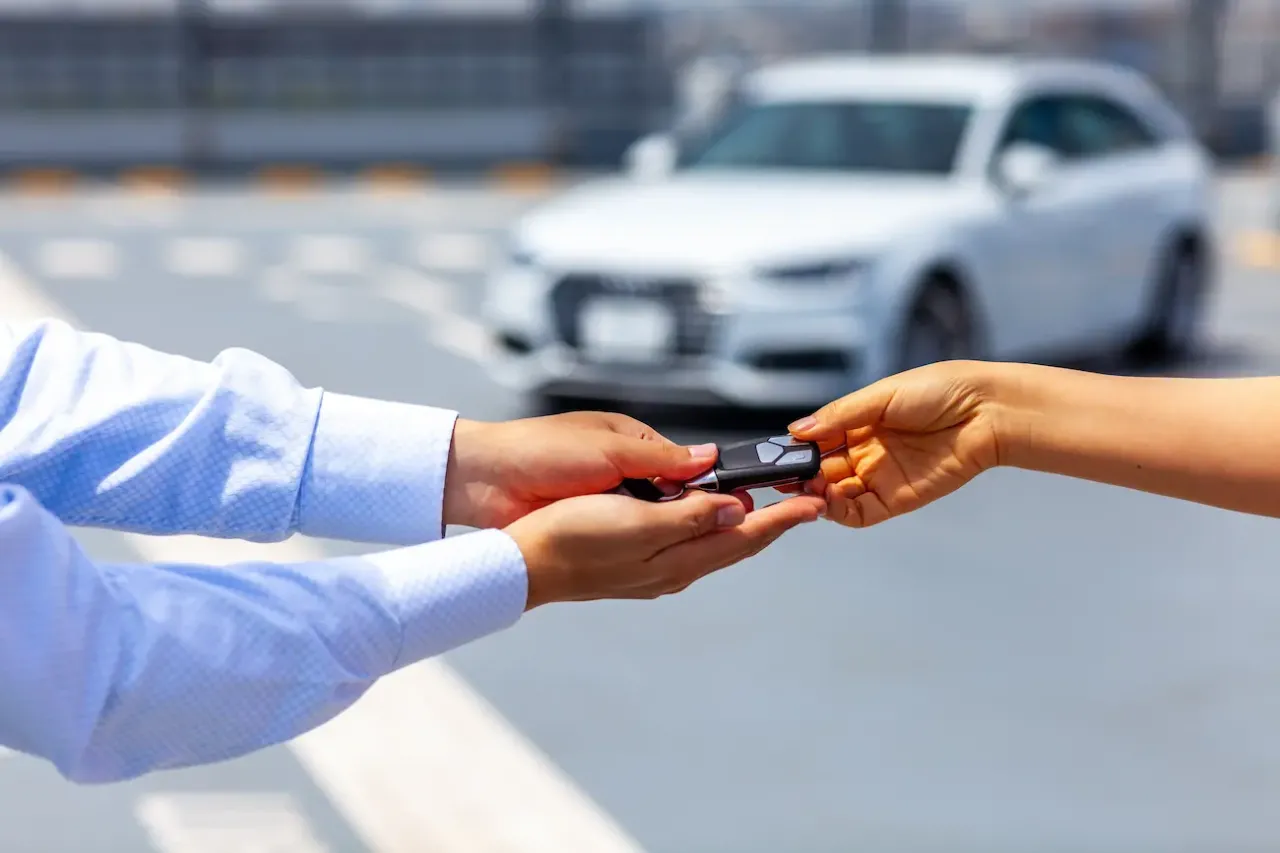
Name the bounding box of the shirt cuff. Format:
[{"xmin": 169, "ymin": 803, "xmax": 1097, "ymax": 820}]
[
  {"xmin": 299, "ymin": 391, "xmax": 458, "ymax": 545},
  {"xmin": 367, "ymin": 528, "xmax": 529, "ymax": 667}
]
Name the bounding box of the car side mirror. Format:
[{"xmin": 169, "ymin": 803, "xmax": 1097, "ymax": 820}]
[
  {"xmin": 624, "ymin": 133, "xmax": 677, "ymax": 180},
  {"xmin": 995, "ymin": 143, "xmax": 1058, "ymax": 198}
]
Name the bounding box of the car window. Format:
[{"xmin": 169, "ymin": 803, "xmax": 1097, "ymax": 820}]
[
  {"xmin": 1058, "ymin": 95, "xmax": 1160, "ymax": 158},
  {"xmin": 997, "ymin": 95, "xmax": 1074, "ymax": 157},
  {"xmin": 998, "ymin": 93, "xmax": 1160, "ymax": 164},
  {"xmin": 682, "ymin": 100, "xmax": 973, "ymax": 175}
]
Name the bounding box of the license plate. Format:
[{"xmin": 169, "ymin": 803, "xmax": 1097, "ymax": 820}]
[{"xmin": 578, "ymin": 297, "xmax": 675, "ymax": 364}]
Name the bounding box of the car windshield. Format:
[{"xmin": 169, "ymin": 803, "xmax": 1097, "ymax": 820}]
[{"xmin": 681, "ymin": 99, "xmax": 973, "ymax": 175}]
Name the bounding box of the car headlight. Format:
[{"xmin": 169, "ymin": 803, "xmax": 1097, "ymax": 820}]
[{"xmin": 758, "ymin": 258, "xmax": 868, "ymax": 284}]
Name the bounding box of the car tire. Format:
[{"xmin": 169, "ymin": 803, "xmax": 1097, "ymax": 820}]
[
  {"xmin": 1128, "ymin": 240, "xmax": 1208, "ymax": 365},
  {"xmin": 894, "ymin": 278, "xmax": 978, "ymax": 374}
]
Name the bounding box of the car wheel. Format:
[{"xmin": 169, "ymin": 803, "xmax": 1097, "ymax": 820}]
[
  {"xmin": 894, "ymin": 279, "xmax": 977, "ymax": 373},
  {"xmin": 1129, "ymin": 241, "xmax": 1207, "ymax": 365}
]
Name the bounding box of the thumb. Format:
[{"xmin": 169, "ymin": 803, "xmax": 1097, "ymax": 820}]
[
  {"xmin": 788, "ymin": 380, "xmax": 896, "ymax": 440},
  {"xmin": 607, "ymin": 435, "xmax": 719, "ymax": 481},
  {"xmin": 636, "ymin": 491, "xmax": 746, "ymax": 551}
]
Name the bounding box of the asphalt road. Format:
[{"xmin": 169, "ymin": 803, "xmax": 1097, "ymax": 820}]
[{"xmin": 2, "ymin": 172, "xmax": 1280, "ymax": 853}]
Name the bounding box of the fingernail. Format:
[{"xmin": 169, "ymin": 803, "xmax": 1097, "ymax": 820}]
[
  {"xmin": 789, "ymin": 416, "xmax": 817, "ymax": 433},
  {"xmin": 688, "ymin": 443, "xmax": 717, "ymax": 460},
  {"xmin": 716, "ymin": 504, "xmax": 746, "ymax": 527},
  {"xmin": 815, "ymin": 503, "xmax": 827, "ymax": 518}
]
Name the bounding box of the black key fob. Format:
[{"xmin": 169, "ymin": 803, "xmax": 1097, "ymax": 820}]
[
  {"xmin": 703, "ymin": 435, "xmax": 821, "ymax": 493},
  {"xmin": 615, "ymin": 434, "xmax": 821, "ymax": 501}
]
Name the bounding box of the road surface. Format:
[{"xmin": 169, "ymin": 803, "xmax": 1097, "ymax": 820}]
[{"xmin": 1, "ymin": 172, "xmax": 1280, "ymax": 853}]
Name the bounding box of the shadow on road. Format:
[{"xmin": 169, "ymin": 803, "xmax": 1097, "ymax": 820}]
[{"xmin": 566, "ymin": 339, "xmax": 1255, "ymax": 438}]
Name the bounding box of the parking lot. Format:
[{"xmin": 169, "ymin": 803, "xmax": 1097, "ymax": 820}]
[{"xmin": 2, "ymin": 169, "xmax": 1280, "ymax": 853}]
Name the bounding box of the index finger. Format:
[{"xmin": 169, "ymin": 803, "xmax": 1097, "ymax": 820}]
[{"xmin": 788, "ymin": 382, "xmax": 896, "ymax": 440}]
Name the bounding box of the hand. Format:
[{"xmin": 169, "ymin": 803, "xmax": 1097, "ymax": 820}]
[
  {"xmin": 785, "ymin": 360, "xmax": 1005, "ymax": 527},
  {"xmin": 506, "ymin": 490, "xmax": 825, "ymax": 609},
  {"xmin": 443, "ymin": 412, "xmax": 726, "ymax": 530}
]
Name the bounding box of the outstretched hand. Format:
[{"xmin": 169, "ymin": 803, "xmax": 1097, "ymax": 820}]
[{"xmin": 785, "ymin": 360, "xmax": 1004, "ymax": 527}]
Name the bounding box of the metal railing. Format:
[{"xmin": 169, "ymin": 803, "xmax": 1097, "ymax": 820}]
[{"xmin": 0, "ymin": 6, "xmax": 671, "ymax": 168}]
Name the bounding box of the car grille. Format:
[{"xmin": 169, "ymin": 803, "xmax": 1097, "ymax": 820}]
[{"xmin": 549, "ymin": 273, "xmax": 717, "ymax": 357}]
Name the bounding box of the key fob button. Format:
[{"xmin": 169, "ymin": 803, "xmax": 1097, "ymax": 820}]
[
  {"xmin": 777, "ymin": 449, "xmax": 814, "ymax": 466},
  {"xmin": 755, "ymin": 442, "xmax": 784, "ymax": 463},
  {"xmin": 769, "ymin": 435, "xmax": 805, "ymax": 448}
]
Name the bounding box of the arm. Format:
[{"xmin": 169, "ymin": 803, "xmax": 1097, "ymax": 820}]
[
  {"xmin": 0, "ymin": 481, "xmax": 527, "ymax": 783},
  {"xmin": 0, "ymin": 478, "xmax": 820, "ymax": 784},
  {"xmin": 0, "ymin": 318, "xmax": 453, "ymax": 544},
  {"xmin": 992, "ymin": 363, "xmax": 1280, "ymax": 518},
  {"xmin": 788, "ymin": 360, "xmax": 1280, "ymax": 526}
]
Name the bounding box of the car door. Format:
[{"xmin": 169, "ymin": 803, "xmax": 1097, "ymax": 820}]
[
  {"xmin": 978, "ymin": 93, "xmax": 1098, "ymax": 355},
  {"xmin": 1054, "ymin": 92, "xmax": 1171, "ymax": 339}
]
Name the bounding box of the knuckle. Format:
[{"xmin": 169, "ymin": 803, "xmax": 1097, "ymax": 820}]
[{"xmin": 682, "ymin": 494, "xmax": 716, "ymax": 536}]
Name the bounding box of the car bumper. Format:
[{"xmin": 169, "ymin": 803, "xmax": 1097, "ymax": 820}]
[{"xmin": 481, "ymin": 268, "xmax": 875, "ymax": 408}]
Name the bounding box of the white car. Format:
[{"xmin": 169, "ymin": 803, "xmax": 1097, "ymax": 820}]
[{"xmin": 482, "ymin": 54, "xmax": 1215, "ymax": 410}]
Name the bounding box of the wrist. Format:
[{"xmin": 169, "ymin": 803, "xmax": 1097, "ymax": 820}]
[
  {"xmin": 503, "ymin": 519, "xmax": 562, "ymax": 611},
  {"xmin": 443, "ymin": 418, "xmax": 492, "ymax": 529},
  {"xmin": 970, "ymin": 361, "xmax": 1061, "ymax": 471}
]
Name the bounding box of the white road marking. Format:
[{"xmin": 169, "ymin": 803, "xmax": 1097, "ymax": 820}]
[
  {"xmin": 289, "ymin": 235, "xmax": 370, "ymax": 276},
  {"xmin": 165, "ymin": 238, "xmax": 244, "ymax": 278},
  {"xmin": 0, "ymin": 253, "xmax": 643, "ymax": 853},
  {"xmin": 414, "ymin": 232, "xmax": 492, "ymax": 273},
  {"xmin": 35, "ymin": 238, "xmax": 118, "ymax": 280},
  {"xmin": 378, "ymin": 267, "xmax": 497, "ymax": 363},
  {"xmin": 135, "ymin": 793, "xmax": 331, "ymax": 853},
  {"xmin": 260, "ymin": 265, "xmax": 371, "ymax": 324}
]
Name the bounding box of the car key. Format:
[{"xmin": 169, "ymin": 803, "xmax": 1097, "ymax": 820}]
[{"xmin": 615, "ymin": 435, "xmax": 822, "ymax": 501}]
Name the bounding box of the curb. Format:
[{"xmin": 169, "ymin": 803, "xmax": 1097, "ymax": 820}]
[{"xmin": 2, "ymin": 162, "xmax": 570, "ymax": 195}]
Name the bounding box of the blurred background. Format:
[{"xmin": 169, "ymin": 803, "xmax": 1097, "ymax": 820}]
[
  {"xmin": 3, "ymin": 1, "xmax": 1280, "ymax": 852},
  {"xmin": 0, "ymin": 0, "xmax": 1271, "ymax": 168}
]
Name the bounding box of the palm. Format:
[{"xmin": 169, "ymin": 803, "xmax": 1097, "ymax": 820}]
[
  {"xmin": 836, "ymin": 425, "xmax": 993, "ymax": 524},
  {"xmin": 817, "ymin": 370, "xmax": 1000, "ymax": 527}
]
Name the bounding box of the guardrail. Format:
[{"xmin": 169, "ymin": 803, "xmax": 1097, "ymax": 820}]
[{"xmin": 0, "ymin": 10, "xmax": 673, "ymax": 171}]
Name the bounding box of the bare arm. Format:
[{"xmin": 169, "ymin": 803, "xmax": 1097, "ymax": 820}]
[
  {"xmin": 789, "ymin": 360, "xmax": 1280, "ymax": 527},
  {"xmin": 994, "ymin": 364, "xmax": 1280, "ymax": 517}
]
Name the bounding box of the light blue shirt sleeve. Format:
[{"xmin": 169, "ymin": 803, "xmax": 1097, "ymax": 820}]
[
  {"xmin": 0, "ymin": 317, "xmax": 456, "ymax": 545},
  {"xmin": 0, "ymin": 482, "xmax": 528, "ymax": 783},
  {"xmin": 0, "ymin": 317, "xmax": 531, "ymax": 782}
]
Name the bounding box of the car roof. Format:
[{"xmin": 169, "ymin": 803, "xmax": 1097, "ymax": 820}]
[{"xmin": 745, "ymin": 54, "xmax": 1146, "ymax": 107}]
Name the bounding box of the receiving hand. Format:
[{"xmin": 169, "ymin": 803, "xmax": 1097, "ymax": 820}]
[
  {"xmin": 443, "ymin": 411, "xmax": 731, "ymax": 530},
  {"xmin": 786, "ymin": 360, "xmax": 1003, "ymax": 527},
  {"xmin": 506, "ymin": 489, "xmax": 825, "ymax": 609}
]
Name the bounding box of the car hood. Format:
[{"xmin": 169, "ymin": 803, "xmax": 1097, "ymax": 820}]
[{"xmin": 517, "ymin": 171, "xmax": 968, "ymax": 272}]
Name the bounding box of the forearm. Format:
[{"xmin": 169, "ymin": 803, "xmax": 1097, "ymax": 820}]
[
  {"xmin": 0, "ymin": 483, "xmax": 526, "ymax": 783},
  {"xmin": 990, "ymin": 362, "xmax": 1280, "ymax": 516},
  {"xmin": 0, "ymin": 318, "xmax": 456, "ymax": 544}
]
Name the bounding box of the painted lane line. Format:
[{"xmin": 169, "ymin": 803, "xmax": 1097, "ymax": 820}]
[
  {"xmin": 0, "ymin": 252, "xmax": 643, "ymax": 853},
  {"xmin": 35, "ymin": 238, "xmax": 119, "ymax": 280},
  {"xmin": 1236, "ymin": 230, "xmax": 1280, "ymax": 270},
  {"xmin": 135, "ymin": 793, "xmax": 332, "ymax": 853},
  {"xmin": 377, "ymin": 267, "xmax": 497, "ymax": 364},
  {"xmin": 289, "ymin": 235, "xmax": 371, "ymax": 276},
  {"xmin": 415, "ymin": 232, "xmax": 493, "ymax": 273},
  {"xmin": 291, "ymin": 658, "xmax": 645, "ymax": 853},
  {"xmin": 165, "ymin": 238, "xmax": 244, "ymax": 278}
]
